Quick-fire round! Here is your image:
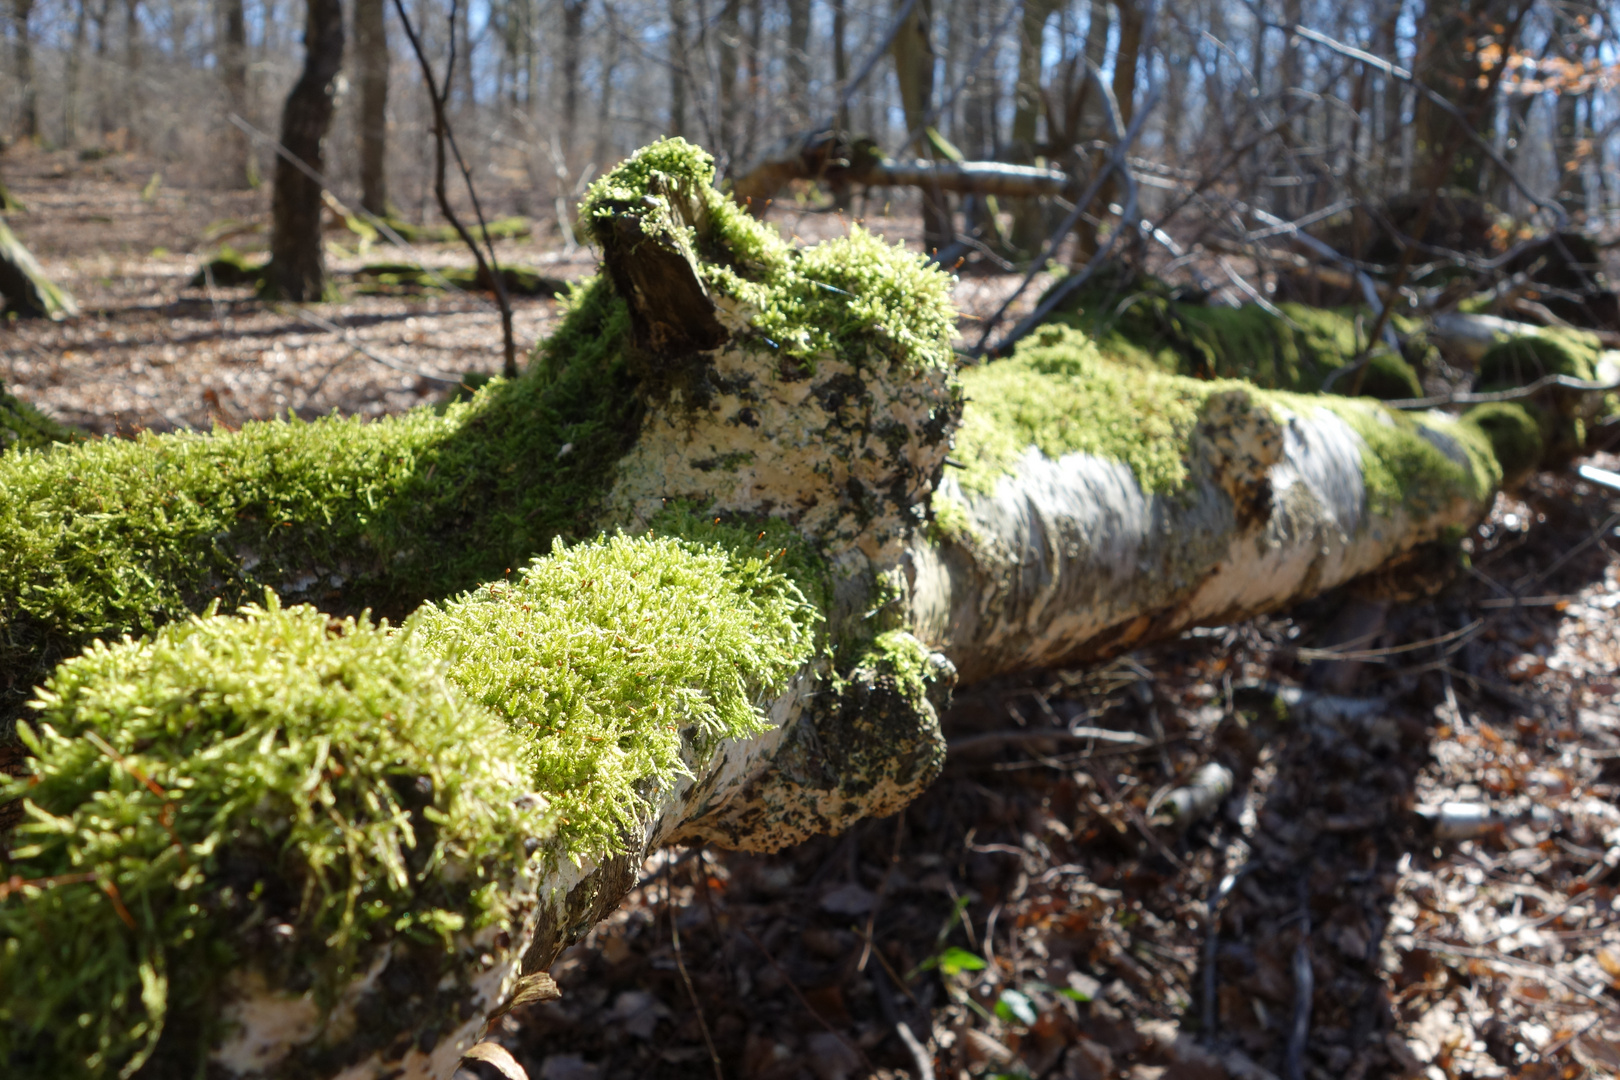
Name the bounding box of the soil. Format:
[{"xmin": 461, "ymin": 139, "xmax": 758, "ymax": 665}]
[{"xmin": 5, "ymin": 147, "xmax": 1620, "ymax": 1080}]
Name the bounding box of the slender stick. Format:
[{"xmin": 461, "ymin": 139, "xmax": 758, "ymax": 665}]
[
  {"xmin": 390, "ymin": 0, "xmax": 519, "ymax": 378},
  {"xmin": 667, "ymin": 860, "xmax": 724, "ymax": 1080}
]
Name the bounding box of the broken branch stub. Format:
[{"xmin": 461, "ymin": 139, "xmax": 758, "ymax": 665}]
[{"xmin": 585, "ymin": 177, "xmax": 727, "ymax": 358}]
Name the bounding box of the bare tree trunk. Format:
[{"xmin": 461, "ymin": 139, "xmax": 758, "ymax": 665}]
[
  {"xmin": 9, "ymin": 0, "xmax": 38, "ymax": 140},
  {"xmin": 560, "ymin": 0, "xmax": 587, "ymax": 162},
  {"xmin": 785, "ymin": 0, "xmax": 810, "ymax": 128},
  {"xmin": 121, "ymin": 0, "xmax": 141, "ymax": 142},
  {"xmin": 355, "ymin": 0, "xmax": 390, "ymax": 214},
  {"xmin": 266, "ymin": 0, "xmax": 344, "ymax": 301},
  {"xmin": 717, "ymin": 0, "xmax": 741, "ymax": 160},
  {"xmin": 831, "ymin": 0, "xmax": 847, "ymax": 130},
  {"xmin": 668, "ymin": 0, "xmax": 688, "ymax": 137},
  {"xmin": 64, "ymin": 0, "xmax": 87, "ymax": 146},
  {"xmin": 592, "ymin": 8, "xmax": 619, "ymax": 171},
  {"xmin": 891, "ymin": 0, "xmax": 951, "ymax": 250},
  {"xmin": 1411, "ymin": 0, "xmax": 1528, "ymax": 191},
  {"xmin": 218, "ymin": 0, "xmax": 253, "ymax": 188},
  {"xmin": 1008, "ymin": 0, "xmax": 1059, "ymax": 255},
  {"xmin": 1066, "ymin": 0, "xmax": 1112, "ymax": 259}
]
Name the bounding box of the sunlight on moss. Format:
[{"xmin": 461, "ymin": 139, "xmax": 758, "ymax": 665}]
[
  {"xmin": 582, "ymin": 138, "xmax": 956, "ymax": 374},
  {"xmin": 407, "ymin": 532, "xmax": 822, "ymax": 861},
  {"xmin": 1, "ymin": 597, "xmax": 547, "ymax": 1079},
  {"xmin": 953, "ymin": 326, "xmax": 1229, "ymax": 496}
]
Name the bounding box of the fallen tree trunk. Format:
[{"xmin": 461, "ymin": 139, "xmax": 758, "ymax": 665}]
[
  {"xmin": 730, "ymin": 129, "xmax": 1068, "ymax": 209},
  {"xmin": 0, "ymin": 139, "xmax": 1589, "ymax": 1080}
]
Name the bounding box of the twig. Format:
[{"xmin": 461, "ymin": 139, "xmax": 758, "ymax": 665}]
[
  {"xmin": 1289, "ymin": 619, "xmax": 1482, "ymax": 662},
  {"xmin": 948, "ymin": 725, "xmax": 1159, "ymax": 753},
  {"xmin": 227, "ymin": 112, "xmax": 480, "ymax": 305},
  {"xmin": 857, "ymin": 812, "xmax": 905, "ymax": 973},
  {"xmin": 281, "ymin": 303, "xmax": 462, "ymax": 383},
  {"xmin": 1384, "ymin": 371, "xmax": 1620, "ymax": 411},
  {"xmin": 892, "ymin": 1019, "xmax": 936, "ymax": 1080},
  {"xmin": 1408, "ymin": 938, "xmax": 1614, "ymax": 1004},
  {"xmin": 668, "ymin": 862, "xmax": 724, "ymax": 1080},
  {"xmin": 1284, "ymin": 23, "xmax": 1567, "ymax": 226},
  {"xmin": 1200, "ymin": 865, "xmax": 1251, "ymax": 1039},
  {"xmin": 981, "ymin": 79, "xmax": 1162, "ymax": 356},
  {"xmin": 390, "ymin": 0, "xmax": 519, "ymax": 377},
  {"xmin": 815, "ymin": 0, "xmax": 921, "ymax": 137},
  {"xmin": 1283, "ymin": 881, "xmax": 1313, "ymax": 1080}
]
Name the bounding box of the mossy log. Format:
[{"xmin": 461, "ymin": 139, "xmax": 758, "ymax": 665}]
[
  {"xmin": 1, "ymin": 139, "xmax": 1608, "ymax": 1080},
  {"xmin": 0, "ymin": 217, "xmax": 78, "ymax": 319}
]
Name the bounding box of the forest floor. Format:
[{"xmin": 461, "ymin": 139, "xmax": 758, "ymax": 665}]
[{"xmin": 4, "ymin": 148, "xmax": 1620, "ymax": 1080}]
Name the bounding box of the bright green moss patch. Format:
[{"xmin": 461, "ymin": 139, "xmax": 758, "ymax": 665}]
[
  {"xmin": 581, "ymin": 139, "xmax": 956, "ymax": 373},
  {"xmin": 953, "ymin": 326, "xmax": 1231, "ymax": 496},
  {"xmin": 1459, "ymin": 402, "xmax": 1544, "ymax": 483},
  {"xmin": 1044, "ymin": 274, "xmax": 1424, "ymax": 399},
  {"xmin": 0, "ymin": 282, "xmax": 637, "ymax": 723},
  {"xmin": 1477, "ymin": 328, "xmax": 1599, "ymax": 388},
  {"xmin": 407, "ymin": 532, "xmax": 821, "ymax": 860},
  {"xmin": 1308, "ymin": 395, "xmax": 1498, "ymax": 517},
  {"xmin": 1, "ymin": 382, "xmax": 81, "ymax": 455},
  {"xmin": 747, "ymin": 227, "xmax": 957, "ymax": 371},
  {"xmin": 1, "ymin": 597, "xmax": 547, "ymax": 1079}
]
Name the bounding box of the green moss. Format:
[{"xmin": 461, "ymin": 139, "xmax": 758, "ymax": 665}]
[
  {"xmin": 866, "ymin": 629, "xmax": 937, "ymax": 704},
  {"xmin": 1044, "ymin": 275, "xmax": 1423, "ymax": 399},
  {"xmin": 0, "ymin": 282, "xmax": 638, "ymax": 723},
  {"xmin": 1474, "ymin": 329, "xmax": 1602, "ymax": 464},
  {"xmin": 407, "ymin": 532, "xmax": 820, "ymax": 860},
  {"xmin": 955, "ymin": 325, "xmax": 1495, "ymax": 519},
  {"xmin": 350, "ymin": 263, "xmax": 566, "ymax": 298},
  {"xmin": 581, "ymin": 138, "xmax": 956, "ymax": 375},
  {"xmin": 1458, "ymin": 402, "xmax": 1544, "ymax": 483},
  {"xmin": 1, "ymin": 382, "xmax": 81, "ymax": 455},
  {"xmin": 953, "ymin": 326, "xmax": 1230, "ymax": 496},
  {"xmin": 1477, "ymin": 328, "xmax": 1599, "ymax": 388},
  {"xmin": 1308, "ymin": 395, "xmax": 1498, "ymax": 517},
  {"xmin": 925, "ymin": 492, "xmax": 981, "ymax": 546},
  {"xmin": 1, "ymin": 597, "xmax": 547, "ymax": 1078},
  {"xmin": 188, "ymin": 247, "xmax": 267, "ymax": 289}
]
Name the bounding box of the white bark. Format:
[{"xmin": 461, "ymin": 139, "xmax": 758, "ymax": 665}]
[{"xmin": 907, "ymin": 395, "xmax": 1494, "ymax": 683}]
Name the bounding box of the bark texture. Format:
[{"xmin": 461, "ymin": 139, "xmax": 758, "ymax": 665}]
[{"xmin": 266, "ymin": 0, "xmax": 344, "ymax": 301}]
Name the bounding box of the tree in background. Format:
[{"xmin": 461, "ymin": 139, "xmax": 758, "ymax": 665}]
[
  {"xmin": 8, "ymin": 0, "xmax": 38, "ymax": 140},
  {"xmin": 355, "ymin": 0, "xmax": 390, "ymax": 214},
  {"xmin": 217, "ymin": 0, "xmax": 253, "ymax": 187},
  {"xmin": 266, "ymin": 0, "xmax": 344, "ymax": 301}
]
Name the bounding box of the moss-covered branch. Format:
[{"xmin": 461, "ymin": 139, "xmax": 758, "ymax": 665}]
[{"xmin": 0, "ymin": 217, "xmax": 77, "ymax": 319}]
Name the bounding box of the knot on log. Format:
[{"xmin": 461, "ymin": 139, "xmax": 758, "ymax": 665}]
[
  {"xmin": 673, "ymin": 632, "xmax": 956, "ymax": 852},
  {"xmin": 1195, "ymin": 389, "xmax": 1285, "ymax": 528},
  {"xmin": 587, "ymin": 172, "xmax": 727, "ymax": 359}
]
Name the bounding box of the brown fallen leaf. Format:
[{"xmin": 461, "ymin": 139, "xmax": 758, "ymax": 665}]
[
  {"xmin": 462, "ymin": 1041, "xmax": 529, "ymax": 1080},
  {"xmin": 483, "ymin": 972, "xmax": 562, "ymax": 1031}
]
